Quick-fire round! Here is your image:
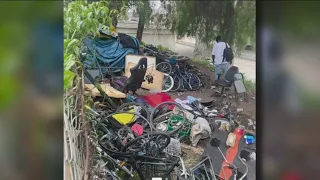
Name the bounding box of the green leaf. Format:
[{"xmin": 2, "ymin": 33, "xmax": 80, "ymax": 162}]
[
  {"xmin": 77, "ymin": 21, "xmax": 83, "ymax": 29},
  {"xmin": 64, "ymin": 70, "xmax": 75, "ymax": 90},
  {"xmin": 67, "ymin": 39, "xmax": 79, "ymax": 50},
  {"xmin": 73, "ymin": 46, "xmax": 80, "ymax": 58},
  {"xmin": 64, "ymin": 54, "xmax": 76, "ymax": 70},
  {"xmin": 87, "ymin": 12, "xmax": 93, "ymax": 18}
]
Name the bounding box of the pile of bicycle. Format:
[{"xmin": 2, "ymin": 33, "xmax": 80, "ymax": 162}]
[
  {"xmin": 141, "ymin": 45, "xmax": 212, "ymax": 92},
  {"xmin": 80, "ymin": 39, "xmax": 251, "ymax": 179},
  {"xmin": 86, "ymin": 94, "xmax": 248, "ymax": 180}
]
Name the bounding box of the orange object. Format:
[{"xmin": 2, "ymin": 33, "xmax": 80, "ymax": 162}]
[{"xmin": 218, "ymin": 128, "xmax": 243, "ymax": 179}]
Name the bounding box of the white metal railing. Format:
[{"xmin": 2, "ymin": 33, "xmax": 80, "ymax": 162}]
[{"xmin": 64, "ymin": 96, "xmax": 85, "ymax": 180}]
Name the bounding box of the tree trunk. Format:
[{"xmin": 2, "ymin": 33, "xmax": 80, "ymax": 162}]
[
  {"xmin": 136, "ymin": 19, "xmax": 145, "ymax": 42},
  {"xmin": 220, "ymin": 1, "xmax": 235, "ymax": 46}
]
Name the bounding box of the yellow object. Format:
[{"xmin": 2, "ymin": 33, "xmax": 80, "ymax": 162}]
[
  {"xmin": 84, "ymin": 83, "xmax": 126, "ymax": 98},
  {"xmin": 112, "ymin": 108, "xmax": 135, "ymax": 125},
  {"xmin": 120, "ymin": 161, "xmax": 125, "ymax": 167}
]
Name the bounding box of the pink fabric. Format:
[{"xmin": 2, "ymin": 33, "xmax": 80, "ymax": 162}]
[{"xmin": 131, "ymin": 124, "xmax": 144, "ymax": 136}]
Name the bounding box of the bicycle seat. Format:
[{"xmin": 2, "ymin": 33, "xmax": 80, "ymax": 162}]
[{"xmin": 124, "ymin": 57, "xmax": 148, "ymax": 93}]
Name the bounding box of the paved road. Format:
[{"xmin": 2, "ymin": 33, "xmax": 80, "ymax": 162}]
[{"xmin": 175, "ymin": 43, "xmax": 256, "ymax": 81}]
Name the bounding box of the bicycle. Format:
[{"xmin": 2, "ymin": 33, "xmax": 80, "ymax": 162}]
[
  {"xmin": 88, "ymin": 105, "xmax": 183, "ymax": 179},
  {"xmin": 168, "ymin": 60, "xmax": 201, "ymax": 92}
]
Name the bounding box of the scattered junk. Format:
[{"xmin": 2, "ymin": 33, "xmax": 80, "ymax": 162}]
[
  {"xmin": 237, "ymin": 108, "xmax": 244, "ymax": 113},
  {"xmin": 247, "ymin": 119, "xmax": 254, "ymax": 126},
  {"xmin": 226, "ymin": 132, "xmax": 237, "ymax": 147},
  {"xmin": 190, "ymin": 157, "xmax": 217, "ymax": 180},
  {"xmin": 77, "ymin": 30, "xmax": 254, "ymax": 179},
  {"xmin": 244, "ymin": 134, "xmax": 255, "ymax": 145},
  {"xmin": 190, "ymin": 117, "xmax": 211, "ymax": 147}
]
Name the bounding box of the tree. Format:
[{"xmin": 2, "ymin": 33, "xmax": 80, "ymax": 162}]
[
  {"xmin": 108, "ymin": 0, "xmax": 128, "ymax": 28},
  {"xmin": 162, "ymin": 0, "xmax": 255, "ymax": 56},
  {"xmin": 135, "ymin": 0, "xmax": 153, "ymax": 42},
  {"xmin": 234, "ymin": 1, "xmax": 256, "ymax": 52},
  {"xmin": 107, "ymin": 0, "xmax": 153, "ymax": 42}
]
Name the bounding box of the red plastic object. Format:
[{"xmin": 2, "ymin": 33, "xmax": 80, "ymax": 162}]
[
  {"xmin": 236, "ymin": 127, "xmax": 245, "ymax": 136},
  {"xmin": 141, "ymin": 92, "xmax": 175, "ymax": 108}
]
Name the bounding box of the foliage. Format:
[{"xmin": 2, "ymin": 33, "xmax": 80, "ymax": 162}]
[
  {"xmin": 190, "ymin": 58, "xmax": 214, "ymax": 71},
  {"xmin": 135, "ymin": 1, "xmax": 153, "ymax": 27},
  {"xmin": 64, "ymin": 0, "xmax": 112, "ymax": 90},
  {"xmin": 234, "ymin": 1, "xmax": 256, "ymax": 52},
  {"xmin": 152, "ymin": 1, "xmax": 178, "ymax": 31},
  {"xmin": 156, "ymin": 45, "xmax": 170, "ymax": 52},
  {"xmin": 140, "ymin": 41, "xmax": 146, "ymax": 46},
  {"xmin": 243, "ymin": 75, "xmax": 256, "ymax": 93},
  {"xmin": 133, "ymin": 0, "xmax": 153, "ymax": 41},
  {"xmin": 162, "ymin": 0, "xmax": 255, "ymax": 52},
  {"xmin": 107, "ymin": 0, "xmax": 129, "ymax": 27}
]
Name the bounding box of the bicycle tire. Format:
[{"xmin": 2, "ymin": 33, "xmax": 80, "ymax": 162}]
[
  {"xmin": 186, "ymin": 73, "xmax": 201, "ymax": 91},
  {"xmin": 170, "ymin": 74, "xmax": 182, "ymax": 92},
  {"xmin": 97, "ymin": 111, "xmax": 152, "ymax": 156},
  {"xmin": 161, "ymin": 73, "xmax": 174, "ymax": 92},
  {"xmin": 121, "ymin": 132, "xmax": 171, "ymax": 153},
  {"xmin": 156, "ymin": 62, "xmax": 172, "ymax": 74},
  {"xmin": 150, "ymin": 102, "xmax": 185, "ymax": 135}
]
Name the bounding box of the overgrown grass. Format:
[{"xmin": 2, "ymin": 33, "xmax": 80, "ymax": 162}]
[
  {"xmin": 190, "ymin": 58, "xmax": 214, "ymax": 71},
  {"xmin": 156, "ymin": 44, "xmax": 170, "ymax": 52},
  {"xmin": 140, "ymin": 41, "xmax": 146, "ymax": 46},
  {"xmin": 243, "ymin": 76, "xmax": 256, "ymax": 93}
]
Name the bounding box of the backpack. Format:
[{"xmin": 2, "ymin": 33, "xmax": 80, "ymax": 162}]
[{"xmin": 223, "ymin": 42, "xmax": 234, "ymax": 64}]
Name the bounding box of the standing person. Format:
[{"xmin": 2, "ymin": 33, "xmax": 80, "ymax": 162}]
[{"xmin": 212, "ymin": 35, "xmax": 232, "ymax": 81}]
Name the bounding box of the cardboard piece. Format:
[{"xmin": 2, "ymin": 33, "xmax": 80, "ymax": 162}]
[
  {"xmin": 125, "ymin": 54, "xmax": 156, "ymax": 70},
  {"xmin": 125, "ymin": 62, "xmax": 164, "ymax": 92},
  {"xmin": 84, "ymin": 83, "xmax": 126, "ymax": 98}
]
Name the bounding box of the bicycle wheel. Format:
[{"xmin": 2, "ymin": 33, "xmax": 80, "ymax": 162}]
[
  {"xmin": 121, "ymin": 133, "xmax": 171, "ymax": 155},
  {"xmin": 156, "ymin": 62, "xmax": 172, "ymax": 74},
  {"xmin": 186, "ymin": 73, "xmax": 201, "ymax": 91},
  {"xmin": 150, "ymin": 102, "xmax": 186, "ymax": 135},
  {"xmin": 162, "ymin": 73, "xmax": 174, "ymax": 92},
  {"xmin": 170, "ymin": 74, "xmax": 182, "ymax": 92}
]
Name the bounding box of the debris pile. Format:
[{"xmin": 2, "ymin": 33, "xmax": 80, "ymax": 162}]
[{"xmin": 79, "ymin": 31, "xmax": 255, "ymax": 180}]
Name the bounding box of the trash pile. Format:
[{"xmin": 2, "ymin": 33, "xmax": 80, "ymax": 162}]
[{"xmin": 81, "ymin": 31, "xmax": 255, "ymax": 180}]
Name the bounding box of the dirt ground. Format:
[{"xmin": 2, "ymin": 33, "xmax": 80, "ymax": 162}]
[
  {"xmin": 169, "ymin": 88, "xmax": 256, "ymax": 132},
  {"xmin": 169, "ymin": 88, "xmax": 256, "ymax": 168},
  {"xmin": 168, "ymin": 60, "xmax": 256, "ymax": 168}
]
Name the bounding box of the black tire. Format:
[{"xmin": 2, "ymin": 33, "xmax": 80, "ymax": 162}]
[
  {"xmin": 121, "ymin": 132, "xmax": 171, "ymax": 153},
  {"xmin": 156, "ymin": 62, "xmax": 172, "ymax": 74},
  {"xmin": 150, "ymin": 102, "xmax": 185, "ymax": 135},
  {"xmin": 186, "ymin": 73, "xmax": 201, "ymax": 91}
]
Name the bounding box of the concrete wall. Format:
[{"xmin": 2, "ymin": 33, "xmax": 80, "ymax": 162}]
[{"xmin": 117, "ymin": 21, "xmax": 176, "ymax": 51}]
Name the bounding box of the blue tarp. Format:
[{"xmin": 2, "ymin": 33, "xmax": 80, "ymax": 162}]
[{"xmin": 83, "ymin": 36, "xmax": 139, "ymax": 73}]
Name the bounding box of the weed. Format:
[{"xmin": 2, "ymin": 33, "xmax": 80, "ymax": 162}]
[
  {"xmin": 243, "ymin": 76, "xmax": 256, "ymax": 93},
  {"xmin": 190, "ymin": 58, "xmax": 214, "ymax": 71},
  {"xmin": 156, "ymin": 44, "xmax": 170, "ymax": 52}
]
